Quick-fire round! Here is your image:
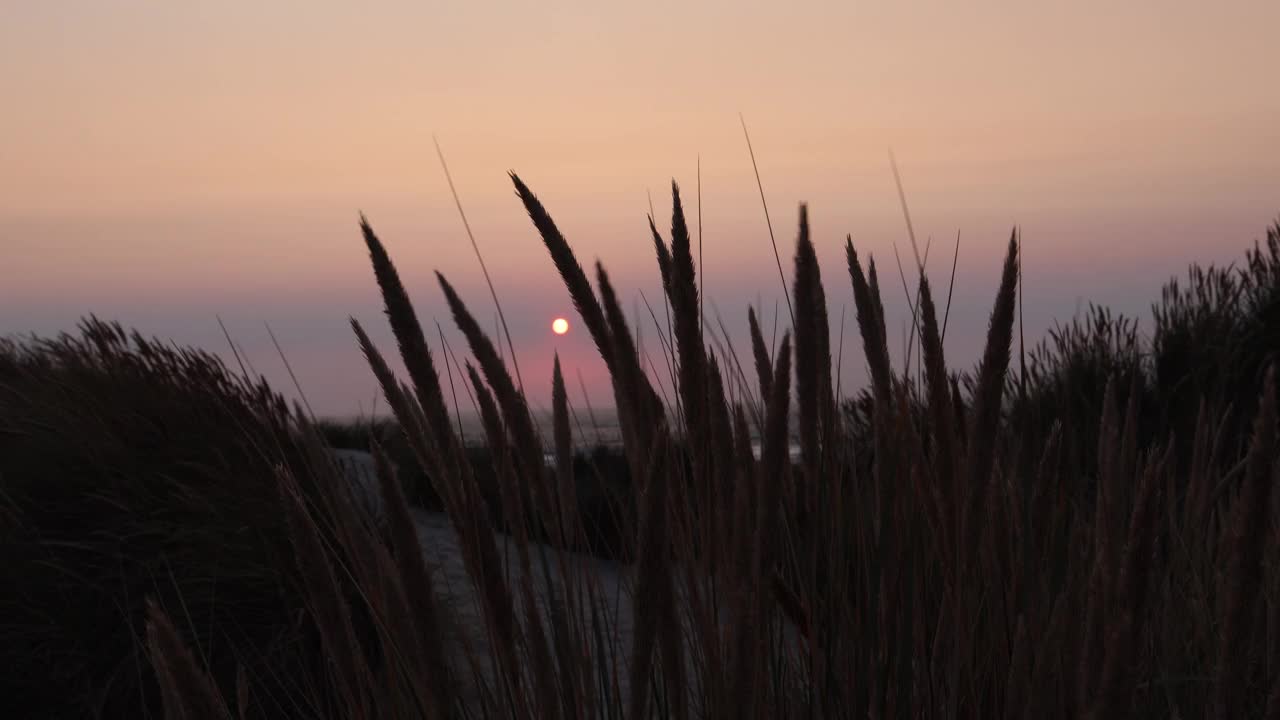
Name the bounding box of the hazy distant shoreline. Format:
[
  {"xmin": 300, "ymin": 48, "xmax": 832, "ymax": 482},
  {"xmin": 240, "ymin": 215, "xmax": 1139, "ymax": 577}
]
[{"xmin": 326, "ymin": 408, "xmax": 805, "ymax": 460}]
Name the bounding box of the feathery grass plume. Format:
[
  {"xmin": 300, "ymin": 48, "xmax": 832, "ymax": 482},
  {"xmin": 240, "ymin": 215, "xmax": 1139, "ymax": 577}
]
[
  {"xmin": 959, "ymin": 228, "xmax": 1021, "ymax": 571},
  {"xmin": 649, "ymin": 214, "xmax": 679, "ymax": 401},
  {"xmin": 916, "ymin": 275, "xmax": 959, "ymax": 549},
  {"xmin": 277, "ymin": 467, "xmax": 372, "ymax": 717},
  {"xmin": 513, "ymin": 171, "xmax": 653, "ymax": 484},
  {"xmin": 464, "ymin": 360, "xmax": 515, "ymax": 513},
  {"xmin": 645, "ymin": 215, "xmax": 675, "ymax": 371},
  {"xmin": 791, "ymin": 204, "xmax": 835, "ymax": 637},
  {"xmin": 667, "ymin": 182, "xmax": 710, "ymax": 468},
  {"xmin": 435, "ymin": 272, "xmax": 567, "ymax": 718},
  {"xmin": 847, "ymin": 236, "xmax": 897, "ymax": 506},
  {"xmin": 749, "ymin": 305, "xmax": 774, "ymax": 406},
  {"xmin": 550, "ymin": 353, "xmax": 594, "ymax": 717},
  {"xmin": 793, "ymin": 204, "xmax": 834, "ymax": 484},
  {"xmin": 357, "ymin": 315, "xmax": 527, "ymax": 712},
  {"xmin": 145, "ymin": 598, "xmax": 231, "ymax": 720},
  {"xmin": 670, "ymin": 180, "xmax": 721, "ymax": 571},
  {"xmin": 551, "ymin": 354, "xmax": 577, "ymax": 547},
  {"xmin": 650, "ymin": 215, "xmax": 674, "ymax": 293},
  {"xmin": 436, "ymin": 272, "xmax": 546, "ymax": 513},
  {"xmin": 359, "ymin": 218, "xmax": 465, "ymax": 482},
  {"xmin": 465, "ymin": 354, "xmax": 548, "ymax": 678},
  {"xmin": 370, "ymin": 442, "xmax": 455, "ymax": 717},
  {"xmin": 596, "ymin": 262, "xmax": 662, "ymax": 498},
  {"xmin": 351, "ymin": 318, "xmax": 457, "ymax": 512},
  {"xmin": 465, "ymin": 360, "xmax": 518, "ymax": 525},
  {"xmin": 1212, "ymin": 365, "xmax": 1277, "ymax": 720},
  {"xmin": 846, "ymin": 237, "xmax": 893, "ymax": 412},
  {"xmin": 766, "ymin": 333, "xmax": 800, "ymax": 709},
  {"xmin": 729, "ymin": 333, "xmax": 792, "ymax": 720},
  {"xmin": 596, "ymin": 262, "xmax": 661, "ymax": 424},
  {"xmin": 511, "ymin": 173, "xmax": 615, "ymax": 370},
  {"xmin": 868, "ymin": 256, "xmax": 889, "ymax": 355}
]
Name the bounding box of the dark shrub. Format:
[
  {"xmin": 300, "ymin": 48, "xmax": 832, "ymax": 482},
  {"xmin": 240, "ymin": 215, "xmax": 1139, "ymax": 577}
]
[{"xmin": 0, "ymin": 318, "xmax": 336, "ymax": 718}]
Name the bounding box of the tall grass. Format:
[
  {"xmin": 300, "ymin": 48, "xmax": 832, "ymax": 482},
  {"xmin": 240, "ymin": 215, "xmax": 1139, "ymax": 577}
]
[{"xmin": 2, "ymin": 180, "xmax": 1278, "ymax": 717}]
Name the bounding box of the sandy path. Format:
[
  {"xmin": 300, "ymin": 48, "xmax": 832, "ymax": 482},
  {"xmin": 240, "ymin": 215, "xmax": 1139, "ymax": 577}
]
[{"xmin": 335, "ymin": 448, "xmax": 802, "ymax": 713}]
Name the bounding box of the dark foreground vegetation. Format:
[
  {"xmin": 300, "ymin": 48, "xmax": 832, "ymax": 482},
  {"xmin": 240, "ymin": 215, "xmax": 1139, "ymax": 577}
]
[
  {"xmin": 316, "ymin": 418, "xmax": 637, "ymax": 561},
  {"xmin": 1, "ymin": 177, "xmax": 1277, "ymax": 717}
]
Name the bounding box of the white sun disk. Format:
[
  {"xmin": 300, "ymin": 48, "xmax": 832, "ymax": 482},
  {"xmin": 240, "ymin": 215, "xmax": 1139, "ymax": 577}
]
[{"xmin": 552, "ymin": 317, "xmax": 570, "ymax": 335}]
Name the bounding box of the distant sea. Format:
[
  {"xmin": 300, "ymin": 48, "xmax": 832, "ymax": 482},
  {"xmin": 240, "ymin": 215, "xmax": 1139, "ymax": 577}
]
[{"xmin": 342, "ymin": 406, "xmax": 801, "ymax": 461}]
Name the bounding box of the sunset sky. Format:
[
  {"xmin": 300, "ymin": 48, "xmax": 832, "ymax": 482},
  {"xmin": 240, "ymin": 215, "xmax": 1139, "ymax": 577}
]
[{"xmin": 3, "ymin": 1, "xmax": 1278, "ymax": 416}]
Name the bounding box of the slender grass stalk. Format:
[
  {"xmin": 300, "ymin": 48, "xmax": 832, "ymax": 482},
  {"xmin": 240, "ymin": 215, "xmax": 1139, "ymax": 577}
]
[
  {"xmin": 960, "ymin": 229, "xmax": 1021, "ymax": 571},
  {"xmin": 436, "ymin": 320, "xmax": 467, "ymax": 443},
  {"xmin": 739, "ymin": 113, "xmax": 794, "ymax": 325},
  {"xmin": 941, "ymin": 230, "xmax": 961, "ymax": 345},
  {"xmin": 434, "ymin": 136, "xmax": 525, "ymax": 393}
]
